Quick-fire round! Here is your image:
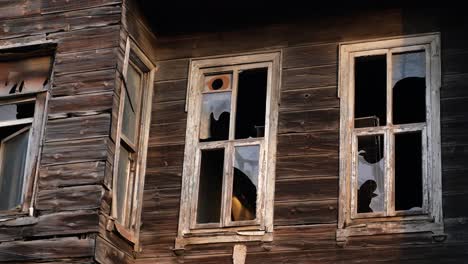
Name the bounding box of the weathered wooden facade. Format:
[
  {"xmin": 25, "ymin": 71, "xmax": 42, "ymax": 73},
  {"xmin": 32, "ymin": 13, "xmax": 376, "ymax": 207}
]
[{"xmin": 0, "ymin": 2, "xmax": 467, "ymax": 264}]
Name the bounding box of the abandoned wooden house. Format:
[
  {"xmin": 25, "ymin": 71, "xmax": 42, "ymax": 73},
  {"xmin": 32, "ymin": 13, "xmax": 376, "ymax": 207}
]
[{"xmin": 0, "ymin": 2, "xmax": 467, "ymax": 263}]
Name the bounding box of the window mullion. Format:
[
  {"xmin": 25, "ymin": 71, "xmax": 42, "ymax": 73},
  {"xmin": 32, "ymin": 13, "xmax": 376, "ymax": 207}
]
[
  {"xmin": 229, "ymin": 69, "xmax": 239, "ymax": 141},
  {"xmin": 386, "ymin": 127, "xmax": 395, "ymax": 216},
  {"xmin": 221, "ymin": 142, "xmax": 234, "ymax": 227}
]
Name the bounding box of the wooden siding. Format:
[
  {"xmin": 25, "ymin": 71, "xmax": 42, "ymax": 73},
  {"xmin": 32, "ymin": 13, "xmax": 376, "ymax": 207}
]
[
  {"xmin": 0, "ymin": 0, "xmax": 121, "ymax": 263},
  {"xmin": 136, "ymin": 7, "xmax": 468, "ymax": 264}
]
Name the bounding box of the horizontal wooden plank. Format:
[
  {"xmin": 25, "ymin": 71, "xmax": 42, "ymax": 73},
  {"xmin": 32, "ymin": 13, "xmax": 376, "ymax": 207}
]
[
  {"xmin": 442, "ymin": 169, "xmax": 468, "ymax": 196},
  {"xmin": 443, "ymin": 192, "xmax": 468, "ymax": 218},
  {"xmin": 280, "ymin": 86, "xmax": 339, "ymax": 112},
  {"xmin": 146, "ymin": 144, "xmax": 185, "ymax": 169},
  {"xmin": 0, "ymin": 210, "xmax": 98, "ymax": 242},
  {"xmin": 154, "ymin": 79, "xmax": 187, "ymax": 103},
  {"xmin": 277, "ymin": 131, "xmax": 339, "ymax": 157},
  {"xmin": 0, "ymin": 0, "xmax": 41, "ymax": 20},
  {"xmin": 274, "ymin": 199, "xmax": 338, "ymax": 226},
  {"xmin": 283, "ymin": 43, "xmax": 338, "ymax": 69},
  {"xmin": 48, "ymin": 92, "xmax": 113, "ymax": 116},
  {"xmin": 48, "ymin": 25, "xmax": 120, "ymax": 53},
  {"xmin": 149, "ymin": 121, "xmax": 187, "ymax": 146},
  {"xmin": 0, "ymin": 237, "xmax": 94, "ymax": 262},
  {"xmin": 282, "ymin": 65, "xmax": 337, "ymax": 91},
  {"xmin": 95, "ymin": 236, "xmax": 133, "ymax": 264},
  {"xmin": 52, "ymin": 69, "xmax": 116, "ymax": 97},
  {"xmin": 54, "ymin": 48, "xmax": 117, "ymax": 76},
  {"xmin": 442, "ymin": 72, "xmax": 468, "ymax": 99},
  {"xmin": 144, "ymin": 167, "xmax": 183, "ymax": 190},
  {"xmin": 276, "ymin": 154, "xmax": 338, "ymax": 180},
  {"xmin": 278, "ymin": 108, "xmax": 339, "ymax": 134},
  {"xmin": 40, "ymin": 0, "xmax": 121, "ymax": 14},
  {"xmin": 151, "ymin": 101, "xmax": 187, "ymax": 125},
  {"xmin": 275, "ymin": 177, "xmax": 339, "ymax": 202},
  {"xmin": 39, "ymin": 161, "xmax": 105, "ymax": 189},
  {"xmin": 155, "ymin": 59, "xmax": 189, "ymax": 82},
  {"xmin": 442, "ymin": 143, "xmax": 468, "ymax": 171},
  {"xmin": 441, "ymin": 118, "xmax": 468, "ymax": 147},
  {"xmin": 41, "ymin": 137, "xmax": 109, "ymax": 165},
  {"xmin": 442, "ymin": 50, "xmax": 468, "ymax": 76},
  {"xmin": 45, "ymin": 114, "xmax": 111, "ymax": 142},
  {"xmin": 36, "ymin": 185, "xmax": 103, "ymax": 211}
]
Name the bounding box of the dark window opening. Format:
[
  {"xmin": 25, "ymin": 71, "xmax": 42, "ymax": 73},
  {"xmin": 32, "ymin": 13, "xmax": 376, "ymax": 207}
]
[
  {"xmin": 392, "ymin": 51, "xmax": 426, "ymax": 125},
  {"xmin": 235, "ymin": 68, "xmax": 268, "ymax": 139},
  {"xmin": 395, "ymin": 132, "xmax": 423, "ymax": 211},
  {"xmin": 354, "ymin": 55, "xmax": 387, "ymax": 128},
  {"xmin": 357, "ymin": 134, "xmax": 385, "ymax": 214},
  {"xmin": 197, "ymin": 149, "xmax": 224, "ymax": 224}
]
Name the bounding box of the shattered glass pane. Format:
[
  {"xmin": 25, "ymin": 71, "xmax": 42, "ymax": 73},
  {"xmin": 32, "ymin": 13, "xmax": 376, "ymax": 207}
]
[
  {"xmin": 392, "ymin": 51, "xmax": 426, "ymax": 125},
  {"xmin": 232, "ymin": 145, "xmax": 259, "ymax": 221},
  {"xmin": 121, "ymin": 64, "xmax": 142, "ymax": 143},
  {"xmin": 199, "ymin": 92, "xmax": 231, "ymax": 142},
  {"xmin": 395, "ymin": 131, "xmax": 423, "ymax": 211},
  {"xmin": 197, "ymin": 149, "xmax": 224, "ymax": 224},
  {"xmin": 116, "ymin": 146, "xmax": 130, "ymax": 223},
  {"xmin": 357, "ymin": 134, "xmax": 385, "ymax": 214},
  {"xmin": 0, "ymin": 126, "xmax": 30, "ymax": 211},
  {"xmin": 235, "ymin": 68, "xmax": 268, "ymax": 139},
  {"xmin": 204, "ymin": 73, "xmax": 232, "ymax": 92},
  {"xmin": 354, "ymin": 55, "xmax": 387, "ymax": 128},
  {"xmin": 0, "ymin": 101, "xmax": 35, "ymax": 122},
  {"xmin": 0, "ymin": 56, "xmax": 52, "ymax": 96}
]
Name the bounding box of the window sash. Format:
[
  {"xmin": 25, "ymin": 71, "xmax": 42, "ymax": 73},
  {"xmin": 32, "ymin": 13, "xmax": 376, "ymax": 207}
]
[{"xmin": 189, "ymin": 62, "xmax": 272, "ymax": 231}]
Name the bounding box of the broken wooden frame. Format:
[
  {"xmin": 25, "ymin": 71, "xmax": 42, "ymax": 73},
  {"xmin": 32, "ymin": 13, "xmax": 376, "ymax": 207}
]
[
  {"xmin": 337, "ymin": 33, "xmax": 443, "ymax": 241},
  {"xmin": 176, "ymin": 52, "xmax": 281, "ymax": 249},
  {"xmin": 111, "ymin": 37, "xmax": 155, "ymax": 248},
  {"xmin": 0, "ymin": 43, "xmax": 54, "ymax": 218}
]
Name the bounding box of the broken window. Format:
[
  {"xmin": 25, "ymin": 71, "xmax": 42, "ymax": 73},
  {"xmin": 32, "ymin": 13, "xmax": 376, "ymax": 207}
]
[
  {"xmin": 0, "ymin": 48, "xmax": 52, "ymax": 215},
  {"xmin": 178, "ymin": 53, "xmax": 280, "ymax": 247},
  {"xmin": 112, "ymin": 40, "xmax": 155, "ymax": 243},
  {"xmin": 337, "ymin": 34, "xmax": 443, "ymax": 239}
]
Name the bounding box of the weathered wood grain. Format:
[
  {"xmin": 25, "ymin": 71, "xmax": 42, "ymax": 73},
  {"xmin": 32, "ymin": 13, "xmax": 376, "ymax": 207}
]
[
  {"xmin": 54, "ymin": 48, "xmax": 117, "ymax": 76},
  {"xmin": 148, "ymin": 121, "xmax": 186, "ymax": 146},
  {"xmin": 278, "ymin": 108, "xmax": 340, "ymax": 134},
  {"xmin": 154, "ymin": 79, "xmax": 187, "ymax": 103},
  {"xmin": 52, "ymin": 69, "xmax": 116, "ymax": 97},
  {"xmin": 282, "ymin": 64, "xmax": 337, "ymax": 91},
  {"xmin": 48, "ymin": 25, "xmax": 120, "ymax": 53},
  {"xmin": 41, "ymin": 137, "xmax": 109, "ymax": 165},
  {"xmin": 45, "ymin": 114, "xmax": 111, "ymax": 142},
  {"xmin": 146, "ymin": 144, "xmax": 185, "ymax": 169},
  {"xmin": 274, "ymin": 199, "xmax": 338, "ymax": 226},
  {"xmin": 39, "ymin": 161, "xmax": 105, "ymax": 188},
  {"xmin": 95, "ymin": 236, "xmax": 134, "ymax": 264},
  {"xmin": 0, "ymin": 0, "xmax": 41, "ymax": 20},
  {"xmin": 280, "ymin": 86, "xmax": 339, "ymax": 112},
  {"xmin": 144, "ymin": 167, "xmax": 183, "ymax": 189},
  {"xmin": 154, "ymin": 59, "xmax": 189, "ymax": 82},
  {"xmin": 0, "ymin": 237, "xmax": 95, "ymax": 262},
  {"xmin": 36, "ymin": 185, "xmax": 103, "ymax": 211},
  {"xmin": 48, "ymin": 92, "xmax": 113, "ymax": 116},
  {"xmin": 40, "ymin": 0, "xmax": 121, "ymax": 14},
  {"xmin": 277, "ymin": 131, "xmax": 339, "ymax": 157},
  {"xmin": 283, "ymin": 43, "xmax": 338, "ymax": 69},
  {"xmin": 275, "ymin": 177, "xmax": 339, "ymax": 202},
  {"xmin": 276, "ymin": 154, "xmax": 338, "ymax": 180},
  {"xmin": 151, "ymin": 101, "xmax": 187, "ymax": 125}
]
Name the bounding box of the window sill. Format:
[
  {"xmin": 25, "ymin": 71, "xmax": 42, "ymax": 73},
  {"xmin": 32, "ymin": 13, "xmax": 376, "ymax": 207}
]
[
  {"xmin": 174, "ymin": 230, "xmax": 273, "ymax": 250},
  {"xmin": 336, "ymin": 218, "xmax": 444, "ymax": 243}
]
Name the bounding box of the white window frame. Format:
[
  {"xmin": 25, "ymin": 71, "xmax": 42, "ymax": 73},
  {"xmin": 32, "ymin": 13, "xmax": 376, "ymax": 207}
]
[
  {"xmin": 0, "ymin": 43, "xmax": 53, "ymax": 218},
  {"xmin": 337, "ymin": 33, "xmax": 443, "ymax": 241},
  {"xmin": 176, "ymin": 52, "xmax": 281, "ymax": 249},
  {"xmin": 111, "ymin": 37, "xmax": 155, "ymax": 248}
]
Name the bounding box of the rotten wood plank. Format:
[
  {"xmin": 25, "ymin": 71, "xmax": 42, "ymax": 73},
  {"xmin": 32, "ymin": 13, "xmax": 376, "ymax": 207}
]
[
  {"xmin": 48, "ymin": 92, "xmax": 113, "ymax": 116},
  {"xmin": 41, "ymin": 137, "xmax": 109, "ymax": 165},
  {"xmin": 45, "ymin": 114, "xmax": 111, "ymax": 142},
  {"xmin": 39, "ymin": 161, "xmax": 105, "ymax": 188},
  {"xmin": 36, "ymin": 185, "xmax": 103, "ymax": 211},
  {"xmin": 52, "ymin": 69, "xmax": 116, "ymax": 97}
]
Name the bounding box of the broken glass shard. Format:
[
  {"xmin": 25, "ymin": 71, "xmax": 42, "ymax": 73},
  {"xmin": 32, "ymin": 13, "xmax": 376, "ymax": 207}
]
[
  {"xmin": 232, "ymin": 145, "xmax": 259, "ymax": 221},
  {"xmin": 199, "ymin": 92, "xmax": 231, "ymax": 142},
  {"xmin": 357, "ymin": 134, "xmax": 385, "ymax": 214},
  {"xmin": 392, "ymin": 51, "xmax": 426, "ymax": 125}
]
